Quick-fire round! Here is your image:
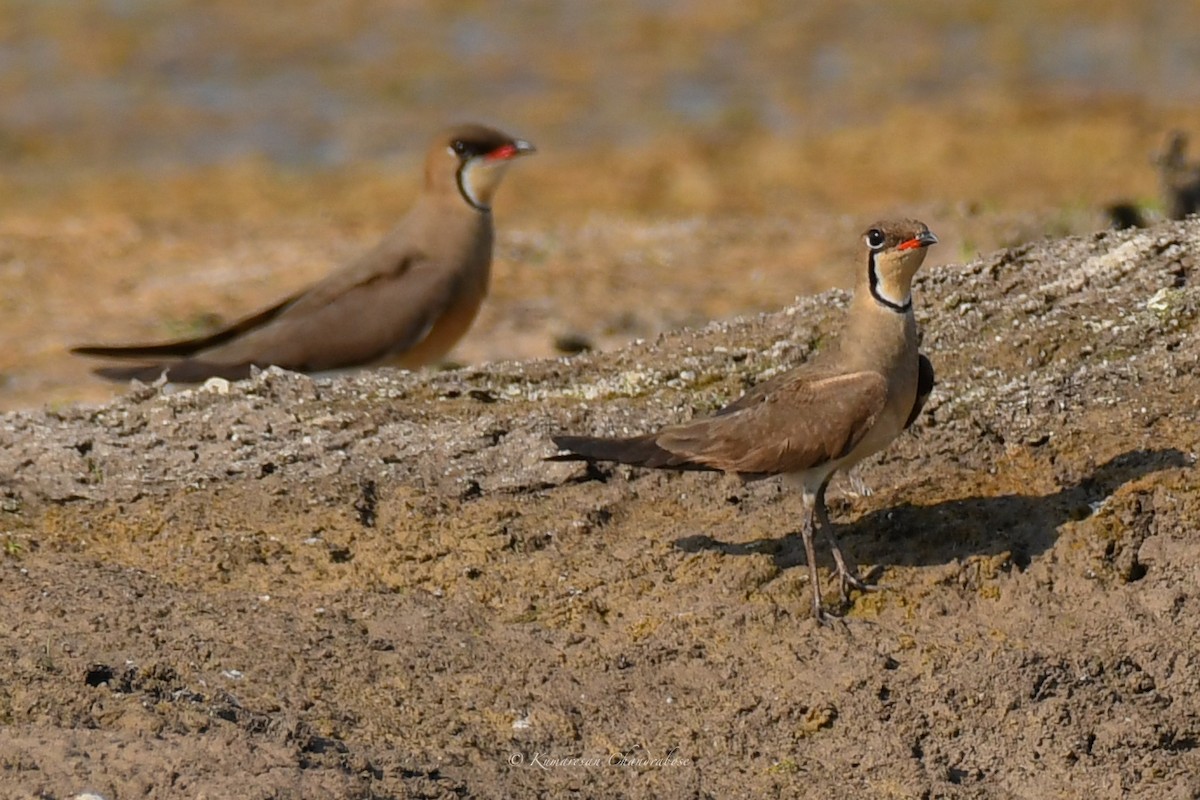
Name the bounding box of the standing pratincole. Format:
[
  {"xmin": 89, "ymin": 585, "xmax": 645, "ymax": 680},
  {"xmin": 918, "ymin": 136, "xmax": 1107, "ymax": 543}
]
[{"xmin": 550, "ymin": 219, "xmax": 938, "ymax": 621}]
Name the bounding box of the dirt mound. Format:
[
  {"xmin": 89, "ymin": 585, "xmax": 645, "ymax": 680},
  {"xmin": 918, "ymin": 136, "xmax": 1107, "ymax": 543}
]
[{"xmin": 2, "ymin": 219, "xmax": 1199, "ymax": 798}]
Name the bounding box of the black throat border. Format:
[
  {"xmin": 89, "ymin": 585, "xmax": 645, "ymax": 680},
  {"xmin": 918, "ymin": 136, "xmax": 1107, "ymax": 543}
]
[
  {"xmin": 868, "ymin": 251, "xmax": 912, "ymax": 313},
  {"xmin": 456, "ymin": 163, "xmax": 491, "ymax": 213}
]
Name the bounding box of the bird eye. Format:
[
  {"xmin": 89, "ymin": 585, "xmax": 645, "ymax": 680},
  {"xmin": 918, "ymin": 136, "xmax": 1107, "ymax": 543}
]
[
  {"xmin": 451, "ymin": 140, "xmax": 468, "ymax": 156},
  {"xmin": 866, "ymin": 229, "xmax": 886, "ymax": 250}
]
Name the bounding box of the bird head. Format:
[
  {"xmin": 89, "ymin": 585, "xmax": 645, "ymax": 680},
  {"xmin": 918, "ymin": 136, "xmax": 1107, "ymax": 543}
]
[
  {"xmin": 860, "ymin": 219, "xmax": 937, "ymax": 312},
  {"xmin": 428, "ymin": 123, "xmax": 536, "ymax": 211}
]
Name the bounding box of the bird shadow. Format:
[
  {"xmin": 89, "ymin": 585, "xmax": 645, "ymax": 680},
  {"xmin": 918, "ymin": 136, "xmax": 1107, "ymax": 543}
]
[{"xmin": 674, "ymin": 448, "xmax": 1190, "ymax": 571}]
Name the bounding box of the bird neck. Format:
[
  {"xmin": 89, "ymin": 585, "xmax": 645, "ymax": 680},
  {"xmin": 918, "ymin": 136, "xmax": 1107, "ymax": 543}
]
[
  {"xmin": 423, "ymin": 159, "xmax": 492, "ymax": 214},
  {"xmin": 866, "ymin": 250, "xmax": 912, "ymax": 312},
  {"xmin": 838, "ymin": 287, "xmax": 917, "ymax": 371},
  {"xmin": 455, "ymin": 160, "xmax": 510, "ymax": 213}
]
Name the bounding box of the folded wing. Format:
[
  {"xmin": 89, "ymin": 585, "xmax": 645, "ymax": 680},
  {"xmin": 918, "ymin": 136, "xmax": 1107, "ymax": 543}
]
[{"xmin": 552, "ymin": 369, "xmax": 888, "ymax": 478}]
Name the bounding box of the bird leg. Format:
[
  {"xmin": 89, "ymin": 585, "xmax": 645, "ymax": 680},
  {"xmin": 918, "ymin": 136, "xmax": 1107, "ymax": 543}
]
[
  {"xmin": 798, "ymin": 493, "xmax": 828, "ymax": 623},
  {"xmin": 813, "ymin": 480, "xmax": 877, "ymax": 603}
]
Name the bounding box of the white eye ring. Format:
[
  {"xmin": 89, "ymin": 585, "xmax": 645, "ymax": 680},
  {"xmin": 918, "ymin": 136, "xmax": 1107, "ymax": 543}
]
[{"xmin": 865, "ymin": 229, "xmax": 886, "ymax": 250}]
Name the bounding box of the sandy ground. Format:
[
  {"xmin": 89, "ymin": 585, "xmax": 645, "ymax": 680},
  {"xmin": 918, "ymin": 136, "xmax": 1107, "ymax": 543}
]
[{"xmin": 1, "ymin": 217, "xmax": 1198, "ymax": 798}]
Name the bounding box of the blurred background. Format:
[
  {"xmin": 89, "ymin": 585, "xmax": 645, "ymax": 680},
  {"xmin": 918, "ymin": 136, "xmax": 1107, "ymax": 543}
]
[{"xmin": 2, "ymin": 0, "xmax": 1200, "ymax": 409}]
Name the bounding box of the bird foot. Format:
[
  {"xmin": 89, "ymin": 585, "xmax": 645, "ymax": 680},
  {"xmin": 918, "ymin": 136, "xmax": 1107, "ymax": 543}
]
[
  {"xmin": 835, "ymin": 564, "xmax": 884, "ymax": 604},
  {"xmin": 810, "ymin": 597, "xmax": 837, "ymax": 626}
]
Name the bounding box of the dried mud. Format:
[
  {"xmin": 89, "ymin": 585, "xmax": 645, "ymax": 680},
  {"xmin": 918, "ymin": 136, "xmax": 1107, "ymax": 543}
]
[{"xmin": 2, "ymin": 219, "xmax": 1200, "ymax": 799}]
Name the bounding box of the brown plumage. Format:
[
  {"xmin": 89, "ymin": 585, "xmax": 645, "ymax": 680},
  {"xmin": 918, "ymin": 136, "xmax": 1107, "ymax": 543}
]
[
  {"xmin": 551, "ymin": 219, "xmax": 938, "ymax": 620},
  {"xmin": 72, "ymin": 123, "xmax": 535, "ymax": 383}
]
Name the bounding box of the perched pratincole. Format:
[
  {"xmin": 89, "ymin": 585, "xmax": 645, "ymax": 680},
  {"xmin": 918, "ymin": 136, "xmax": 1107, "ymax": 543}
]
[
  {"xmin": 73, "ymin": 123, "xmax": 535, "ymax": 383},
  {"xmin": 1156, "ymin": 130, "xmax": 1200, "ymax": 221},
  {"xmin": 550, "ymin": 220, "xmax": 938, "ymax": 621}
]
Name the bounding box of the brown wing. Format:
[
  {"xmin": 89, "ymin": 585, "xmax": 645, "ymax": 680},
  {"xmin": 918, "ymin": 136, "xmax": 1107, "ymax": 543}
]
[
  {"xmin": 711, "ymin": 360, "xmax": 846, "ymax": 418},
  {"xmin": 653, "ymin": 370, "xmax": 889, "ymax": 475},
  {"xmin": 195, "ymin": 248, "xmax": 448, "ymax": 371},
  {"xmin": 75, "ymin": 238, "xmax": 468, "ymax": 381},
  {"xmin": 69, "ymin": 239, "xmax": 425, "ymax": 371},
  {"xmin": 71, "ymin": 293, "xmax": 301, "ymax": 361}
]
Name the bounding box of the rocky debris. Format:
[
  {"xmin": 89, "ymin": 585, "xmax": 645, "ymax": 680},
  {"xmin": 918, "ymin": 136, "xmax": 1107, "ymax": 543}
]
[{"xmin": 3, "ymin": 219, "xmax": 1197, "ymax": 509}]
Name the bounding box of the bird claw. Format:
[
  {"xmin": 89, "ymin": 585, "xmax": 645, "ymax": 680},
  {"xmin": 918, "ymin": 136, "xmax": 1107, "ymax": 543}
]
[
  {"xmin": 836, "ymin": 564, "xmax": 884, "ymax": 603},
  {"xmin": 809, "ymin": 595, "xmax": 840, "ymax": 626}
]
